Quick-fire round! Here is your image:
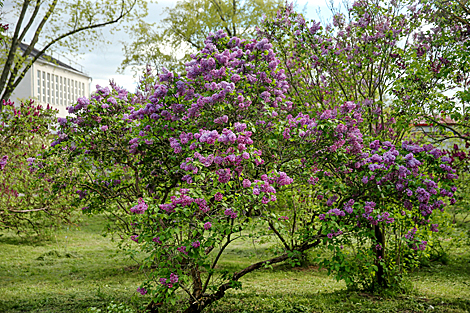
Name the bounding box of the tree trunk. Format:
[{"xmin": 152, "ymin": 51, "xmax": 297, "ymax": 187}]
[
  {"xmin": 374, "ymin": 225, "xmax": 386, "ymax": 288},
  {"xmin": 181, "ymin": 238, "xmax": 323, "ymax": 313}
]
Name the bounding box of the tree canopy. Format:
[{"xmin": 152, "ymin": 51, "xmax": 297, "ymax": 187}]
[
  {"xmin": 0, "ymin": 0, "xmax": 148, "ymax": 110},
  {"xmin": 119, "ymin": 0, "xmax": 283, "ymax": 74}
]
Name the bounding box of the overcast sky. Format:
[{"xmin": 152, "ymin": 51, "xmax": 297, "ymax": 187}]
[{"xmin": 4, "ymin": 0, "xmax": 337, "ymax": 93}]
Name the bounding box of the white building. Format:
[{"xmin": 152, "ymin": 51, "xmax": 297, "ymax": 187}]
[{"xmin": 9, "ymin": 43, "xmax": 92, "ymax": 117}]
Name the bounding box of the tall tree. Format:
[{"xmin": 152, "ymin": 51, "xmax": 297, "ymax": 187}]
[
  {"xmin": 119, "ymin": 0, "xmax": 283, "ymax": 74},
  {"xmin": 0, "ymin": 0, "xmax": 148, "ymax": 110},
  {"xmin": 435, "ymin": 0, "xmax": 470, "ymax": 28}
]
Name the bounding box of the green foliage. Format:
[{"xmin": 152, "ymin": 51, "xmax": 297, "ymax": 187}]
[
  {"xmin": 120, "ymin": 0, "xmax": 283, "ymax": 74},
  {"xmin": 0, "ymin": 99, "xmax": 76, "ymax": 235}
]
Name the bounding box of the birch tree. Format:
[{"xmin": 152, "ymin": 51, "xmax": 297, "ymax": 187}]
[{"xmin": 0, "ymin": 0, "xmax": 148, "ymax": 110}]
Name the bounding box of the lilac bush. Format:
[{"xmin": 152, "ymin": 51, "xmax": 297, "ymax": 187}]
[
  {"xmin": 0, "ymin": 99, "xmax": 76, "ymax": 234},
  {"xmin": 42, "ymin": 27, "xmax": 456, "ymax": 312},
  {"xmin": 312, "ymin": 139, "xmax": 455, "ymax": 289},
  {"xmin": 258, "ymin": 0, "xmax": 464, "ymax": 142}
]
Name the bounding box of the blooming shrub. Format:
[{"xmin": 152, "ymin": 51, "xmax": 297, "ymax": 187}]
[
  {"xmin": 258, "ymin": 0, "xmax": 463, "ymax": 141},
  {"xmin": 0, "ymin": 99, "xmax": 76, "ymax": 234},
  {"xmin": 313, "ymin": 139, "xmax": 455, "ymax": 289},
  {"xmin": 43, "ymin": 26, "xmax": 456, "ymax": 312}
]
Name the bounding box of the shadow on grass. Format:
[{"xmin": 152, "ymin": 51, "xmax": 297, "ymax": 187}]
[
  {"xmin": 0, "ymin": 232, "xmax": 53, "ymax": 246},
  {"xmin": 206, "ymin": 288, "xmax": 470, "ymax": 313},
  {"xmin": 0, "ymin": 291, "xmax": 145, "ymax": 313}
]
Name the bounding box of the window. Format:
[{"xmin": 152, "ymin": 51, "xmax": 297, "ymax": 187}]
[
  {"xmin": 75, "ymin": 81, "xmax": 77, "ymax": 100},
  {"xmin": 42, "ymin": 72, "xmax": 46, "ymax": 102},
  {"xmin": 47, "ymin": 73, "xmax": 50, "ymax": 103},
  {"xmin": 78, "ymin": 81, "xmax": 81, "ymax": 98},
  {"xmin": 68, "ymin": 78, "xmax": 70, "ymax": 102},
  {"xmin": 60, "ymin": 77, "xmax": 63, "ymax": 105},
  {"xmin": 71, "ymin": 79, "xmax": 74, "ymax": 101},
  {"xmin": 82, "ymin": 82, "xmax": 85, "ymax": 97},
  {"xmin": 51, "ymin": 74, "xmax": 55, "ymax": 104},
  {"xmin": 55, "ymin": 76, "xmax": 59, "ymax": 104},
  {"xmin": 37, "ymin": 70, "xmax": 41, "ymax": 99}
]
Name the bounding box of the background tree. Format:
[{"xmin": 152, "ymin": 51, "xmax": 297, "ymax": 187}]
[
  {"xmin": 119, "ymin": 0, "xmax": 283, "ymax": 74},
  {"xmin": 416, "ymin": 0, "xmax": 470, "ymax": 145},
  {"xmin": 435, "ymin": 0, "xmax": 470, "ymax": 28},
  {"xmin": 0, "ymin": 0, "xmax": 148, "ymax": 110}
]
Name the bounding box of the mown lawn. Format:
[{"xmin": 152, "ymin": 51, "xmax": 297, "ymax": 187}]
[{"xmin": 0, "ymin": 215, "xmax": 469, "ymax": 313}]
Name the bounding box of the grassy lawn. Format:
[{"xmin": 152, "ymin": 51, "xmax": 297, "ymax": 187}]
[
  {"xmin": 0, "ymin": 216, "xmax": 469, "ymax": 313},
  {"xmin": 0, "ymin": 216, "xmax": 146, "ymax": 313}
]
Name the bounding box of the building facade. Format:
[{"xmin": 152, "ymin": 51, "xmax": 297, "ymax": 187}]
[{"xmin": 9, "ymin": 43, "xmax": 92, "ymax": 117}]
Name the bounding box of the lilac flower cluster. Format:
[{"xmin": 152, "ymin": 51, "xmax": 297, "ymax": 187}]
[
  {"xmin": 160, "ymin": 273, "xmax": 179, "ymax": 288},
  {"xmin": 224, "ymin": 208, "xmax": 238, "ymax": 219},
  {"xmin": 158, "ymin": 191, "xmax": 209, "ymax": 214},
  {"xmin": 0, "ymin": 155, "xmax": 8, "ymax": 170},
  {"xmin": 327, "ymin": 229, "xmax": 343, "ymax": 239},
  {"xmin": 248, "ymin": 171, "xmax": 294, "ymax": 204},
  {"xmin": 130, "ymin": 198, "xmax": 148, "ymax": 214},
  {"xmin": 316, "ymin": 138, "xmax": 456, "ymax": 247},
  {"xmin": 137, "ymin": 287, "xmax": 147, "ymax": 295},
  {"xmin": 404, "ymin": 227, "xmax": 428, "ymax": 250},
  {"xmin": 177, "ymin": 246, "xmax": 188, "ymax": 255}
]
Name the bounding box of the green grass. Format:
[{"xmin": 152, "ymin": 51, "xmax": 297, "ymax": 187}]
[
  {"xmin": 0, "ymin": 216, "xmax": 469, "ymax": 313},
  {"xmin": 0, "ymin": 215, "xmax": 147, "ymax": 313}
]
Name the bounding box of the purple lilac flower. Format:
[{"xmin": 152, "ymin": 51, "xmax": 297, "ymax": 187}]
[
  {"xmin": 107, "ymin": 97, "xmax": 117, "ymax": 105},
  {"xmin": 364, "ymin": 201, "xmax": 376, "ymax": 214},
  {"xmin": 191, "ymin": 241, "xmax": 201, "ymax": 248},
  {"xmin": 137, "ymin": 287, "xmax": 147, "ymax": 295},
  {"xmin": 344, "ymin": 199, "xmax": 354, "ymax": 214},
  {"xmin": 204, "ymin": 222, "xmax": 212, "ymax": 230},
  {"xmin": 57, "ymin": 117, "xmax": 67, "ymax": 126},
  {"xmin": 217, "ymin": 168, "xmax": 231, "ymax": 183},
  {"xmin": 177, "ymin": 246, "xmax": 188, "ymax": 255},
  {"xmin": 419, "ymin": 240, "xmax": 427, "ymax": 251},
  {"xmin": 0, "ymin": 155, "xmax": 8, "ymax": 170},
  {"xmin": 169, "ymin": 273, "xmax": 179, "ymax": 284},
  {"xmin": 242, "ymin": 179, "xmax": 251, "ymax": 188},
  {"xmin": 234, "ymin": 122, "xmax": 247, "ymax": 132},
  {"xmin": 308, "ymin": 177, "xmax": 319, "ymax": 185},
  {"xmin": 214, "ymin": 115, "xmax": 229, "ymax": 124},
  {"xmin": 215, "ymin": 192, "xmax": 223, "ymax": 201},
  {"xmin": 130, "ymin": 198, "xmax": 148, "ymax": 214},
  {"xmin": 224, "ymin": 208, "xmax": 238, "ymax": 219},
  {"xmin": 277, "ymin": 172, "xmax": 293, "ymax": 186},
  {"xmin": 326, "ymin": 195, "xmax": 338, "ymax": 206},
  {"xmin": 405, "ymin": 227, "xmax": 417, "ymax": 240}
]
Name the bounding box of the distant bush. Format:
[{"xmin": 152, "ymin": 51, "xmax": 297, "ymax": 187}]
[{"xmin": 0, "ymin": 99, "xmax": 76, "ymax": 235}]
